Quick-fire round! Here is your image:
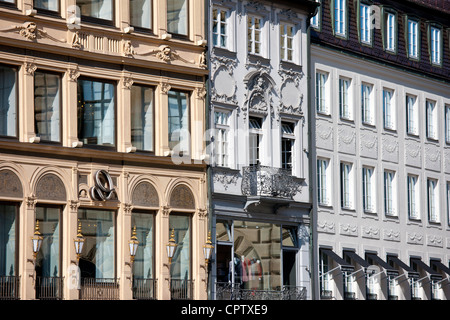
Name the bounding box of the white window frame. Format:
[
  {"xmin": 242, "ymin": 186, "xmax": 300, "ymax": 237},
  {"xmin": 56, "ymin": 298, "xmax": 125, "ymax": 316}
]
[
  {"xmin": 383, "ymin": 89, "xmax": 395, "ymax": 130},
  {"xmin": 316, "ymin": 71, "xmax": 329, "ymax": 114},
  {"xmin": 340, "ymin": 162, "xmax": 354, "ymax": 209},
  {"xmin": 362, "ymin": 166, "xmax": 375, "ymax": 213},
  {"xmin": 407, "ymin": 175, "xmax": 420, "ymax": 220},
  {"xmin": 311, "ymin": 0, "xmax": 321, "ymax": 29},
  {"xmin": 317, "ymin": 158, "xmax": 331, "ymax": 206},
  {"xmin": 212, "ymin": 7, "xmax": 229, "ymax": 49},
  {"xmin": 388, "ymin": 276, "xmax": 398, "ymax": 298},
  {"xmin": 386, "ymin": 12, "xmax": 396, "ymax": 52},
  {"xmin": 361, "ymin": 82, "xmax": 374, "ymax": 125},
  {"xmin": 445, "ymin": 104, "xmax": 450, "ymax": 143},
  {"xmin": 427, "ymin": 178, "xmax": 440, "ymax": 223},
  {"xmin": 384, "ymin": 170, "xmax": 397, "ymax": 217},
  {"xmin": 334, "ymin": 0, "xmax": 346, "ymax": 37},
  {"xmin": 249, "ymin": 116, "xmax": 263, "ymax": 166},
  {"xmin": 406, "ymin": 95, "xmax": 418, "ymax": 135},
  {"xmin": 408, "ymin": 19, "xmax": 418, "ymax": 59},
  {"xmin": 214, "ymin": 109, "xmax": 230, "ymax": 167},
  {"xmin": 339, "ymin": 77, "xmax": 352, "ymax": 120},
  {"xmin": 360, "ymin": 3, "xmax": 371, "ymax": 44},
  {"xmin": 426, "ymin": 100, "xmax": 438, "ymax": 140},
  {"xmin": 280, "ymin": 23, "xmax": 295, "ymax": 62},
  {"xmin": 281, "ymin": 121, "xmax": 295, "ymax": 172},
  {"xmin": 430, "ymin": 26, "xmax": 441, "ymax": 65},
  {"xmin": 248, "ymin": 15, "xmax": 263, "ymax": 56}
]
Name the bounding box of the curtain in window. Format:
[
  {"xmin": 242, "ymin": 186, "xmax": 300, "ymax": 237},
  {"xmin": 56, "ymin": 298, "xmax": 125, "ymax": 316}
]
[
  {"xmin": 77, "ymin": 0, "xmax": 113, "ymax": 21},
  {"xmin": 130, "ymin": 0, "xmax": 152, "ymax": 29},
  {"xmin": 0, "ymin": 66, "xmax": 17, "ymax": 137},
  {"xmin": 168, "ymin": 90, "xmax": 189, "ymax": 153},
  {"xmin": 0, "ymin": 204, "xmax": 16, "ymax": 276},
  {"xmin": 167, "ymin": 0, "xmax": 187, "ymax": 35},
  {"xmin": 169, "ymin": 215, "xmax": 190, "ymax": 281},
  {"xmin": 131, "ymin": 212, "xmax": 154, "ymax": 279},
  {"xmin": 34, "ymin": 0, "xmax": 59, "ymax": 11},
  {"xmin": 35, "ymin": 207, "xmax": 60, "ymax": 277},
  {"xmin": 131, "ymin": 85, "xmax": 154, "ymax": 151}
]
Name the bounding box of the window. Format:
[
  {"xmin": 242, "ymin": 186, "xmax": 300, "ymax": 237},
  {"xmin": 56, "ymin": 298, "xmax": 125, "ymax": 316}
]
[
  {"xmin": 34, "ymin": 0, "xmax": 59, "ymax": 12},
  {"xmin": 131, "ymin": 85, "xmax": 154, "ymax": 152},
  {"xmin": 406, "ymin": 95, "xmax": 418, "ymax": 135},
  {"xmin": 78, "ymin": 208, "xmax": 116, "ymax": 279},
  {"xmin": 214, "ymin": 110, "xmax": 230, "ymax": 167},
  {"xmin": 384, "ymin": 170, "xmax": 396, "ymax": 216},
  {"xmin": 169, "ymin": 214, "xmax": 191, "ymax": 293},
  {"xmin": 385, "ymin": 12, "xmax": 396, "ymax": 52},
  {"xmin": 34, "ymin": 71, "xmax": 61, "ymax": 143},
  {"xmin": 383, "ymin": 89, "xmax": 395, "ymax": 130},
  {"xmin": 431, "ymin": 280, "xmax": 441, "ymax": 300},
  {"xmin": 361, "ymin": 83, "xmax": 373, "ymax": 125},
  {"xmin": 77, "ymin": 0, "xmax": 113, "ymax": 22},
  {"xmin": 316, "ymin": 72, "xmax": 328, "ymax": 114},
  {"xmin": 130, "ymin": 0, "xmax": 152, "ymax": 30},
  {"xmin": 407, "ymin": 19, "xmax": 418, "ymax": 59},
  {"xmin": 248, "ymin": 16, "xmax": 262, "ymax": 55},
  {"xmin": 339, "ymin": 78, "xmax": 351, "ymax": 120},
  {"xmin": 77, "ymin": 78, "xmax": 116, "ymax": 148},
  {"xmin": 280, "ymin": 23, "xmax": 294, "ymax": 62},
  {"xmin": 168, "ymin": 90, "xmax": 189, "ymax": 154},
  {"xmin": 340, "ymin": 162, "xmax": 353, "ymax": 209},
  {"xmin": 388, "ymin": 276, "xmax": 397, "ymax": 299},
  {"xmin": 430, "ymin": 26, "xmax": 441, "ymax": 65},
  {"xmin": 167, "ymin": 0, "xmax": 188, "ymax": 36},
  {"xmin": 0, "ymin": 65, "xmax": 17, "ymax": 138},
  {"xmin": 447, "ymin": 182, "xmax": 450, "ymax": 225},
  {"xmin": 426, "ymin": 100, "xmax": 437, "ymax": 140},
  {"xmin": 319, "ymin": 250, "xmax": 331, "ymax": 297},
  {"xmin": 281, "ymin": 122, "xmax": 295, "ymax": 171},
  {"xmin": 410, "ymin": 278, "xmax": 420, "ymax": 299},
  {"xmin": 344, "ymin": 271, "xmax": 356, "ymax": 299},
  {"xmin": 212, "ymin": 8, "xmax": 228, "ymax": 48},
  {"xmin": 407, "ymin": 175, "xmax": 420, "ymax": 220},
  {"xmin": 362, "ymin": 167, "xmax": 375, "ymax": 213},
  {"xmin": 360, "ymin": 3, "xmax": 371, "ymax": 44},
  {"xmin": 334, "ymin": 0, "xmax": 346, "ymax": 36},
  {"xmin": 249, "ymin": 117, "xmax": 262, "ymax": 166},
  {"xmin": 131, "ymin": 211, "xmax": 154, "ymax": 283},
  {"xmin": 0, "ymin": 203, "xmax": 18, "ymax": 277},
  {"xmin": 427, "ymin": 179, "xmax": 439, "ymax": 222},
  {"xmin": 0, "ymin": 0, "xmax": 15, "ymax": 4},
  {"xmin": 446, "ymin": 105, "xmax": 450, "ymax": 143},
  {"xmin": 311, "ymin": 0, "xmax": 320, "ymax": 29},
  {"xmin": 317, "ymin": 158, "xmax": 330, "ymax": 205}
]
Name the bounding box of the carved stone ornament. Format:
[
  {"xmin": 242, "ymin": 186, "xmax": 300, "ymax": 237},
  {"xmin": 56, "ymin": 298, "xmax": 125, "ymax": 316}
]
[
  {"xmin": 317, "ymin": 220, "xmax": 335, "ymax": 234},
  {"xmin": 36, "ymin": 173, "xmax": 67, "ymax": 201},
  {"xmin": 138, "ymin": 45, "xmax": 195, "ymax": 64},
  {"xmin": 169, "ymin": 185, "xmax": 195, "ymax": 209},
  {"xmin": 122, "ymin": 77, "xmax": 134, "ymax": 90},
  {"xmin": 25, "ymin": 62, "xmax": 37, "ymax": 76},
  {"xmin": 1, "ymin": 22, "xmax": 66, "ymax": 43},
  {"xmin": 26, "ymin": 195, "xmax": 37, "ymax": 209},
  {"xmin": 243, "ymin": 73, "xmax": 276, "ymax": 121},
  {"xmin": 213, "ymin": 169, "xmax": 240, "ymax": 191},
  {"xmin": 71, "ymin": 31, "xmax": 82, "ymax": 49},
  {"xmin": 383, "ymin": 229, "xmax": 400, "ymax": 242},
  {"xmin": 132, "ymin": 181, "xmax": 159, "ymax": 207},
  {"xmin": 160, "ymin": 82, "xmax": 171, "ymax": 95},
  {"xmin": 0, "ymin": 169, "xmax": 23, "ymax": 198},
  {"xmin": 68, "ymin": 67, "xmax": 80, "ymax": 82},
  {"xmin": 122, "ymin": 40, "xmax": 136, "ymax": 57}
]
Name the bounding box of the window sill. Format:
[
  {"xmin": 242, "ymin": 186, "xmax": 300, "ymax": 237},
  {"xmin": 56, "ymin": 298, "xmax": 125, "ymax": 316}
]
[
  {"xmin": 361, "ymin": 121, "xmax": 376, "ymax": 129},
  {"xmin": 426, "ymin": 136, "xmax": 439, "ymax": 143},
  {"xmin": 317, "ymin": 111, "xmax": 331, "ymax": 117},
  {"xmin": 383, "ymin": 127, "xmax": 397, "ymax": 134},
  {"xmin": 339, "ymin": 116, "xmax": 354, "ymax": 124},
  {"xmin": 406, "ymin": 132, "xmax": 420, "ymax": 139}
]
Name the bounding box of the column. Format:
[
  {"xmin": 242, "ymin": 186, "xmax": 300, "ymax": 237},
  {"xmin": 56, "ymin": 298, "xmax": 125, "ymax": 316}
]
[
  {"xmin": 157, "ymin": 205, "xmax": 171, "ymax": 300},
  {"xmin": 20, "ymin": 62, "xmax": 37, "ymax": 143},
  {"xmin": 118, "ymin": 75, "xmax": 133, "ymax": 153},
  {"xmin": 65, "ymin": 200, "xmax": 80, "ymax": 300},
  {"xmin": 157, "ymin": 80, "xmax": 171, "ymax": 157},
  {"xmin": 120, "ymin": 202, "xmax": 134, "ymax": 300},
  {"xmin": 20, "ymin": 196, "xmax": 37, "ymax": 300},
  {"xmin": 64, "ymin": 65, "xmax": 81, "ymax": 148}
]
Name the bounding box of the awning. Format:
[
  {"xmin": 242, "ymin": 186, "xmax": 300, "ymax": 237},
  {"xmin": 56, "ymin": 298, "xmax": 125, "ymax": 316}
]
[
  {"xmin": 387, "ymin": 255, "xmax": 419, "ymax": 279},
  {"xmin": 430, "ymin": 260, "xmax": 450, "ymax": 277},
  {"xmin": 410, "ymin": 258, "xmax": 442, "ymax": 280},
  {"xmin": 366, "ymin": 253, "xmax": 398, "ymax": 276},
  {"xmin": 343, "ymin": 250, "xmax": 370, "ymax": 269},
  {"xmin": 320, "ymin": 248, "xmax": 354, "ymax": 272}
]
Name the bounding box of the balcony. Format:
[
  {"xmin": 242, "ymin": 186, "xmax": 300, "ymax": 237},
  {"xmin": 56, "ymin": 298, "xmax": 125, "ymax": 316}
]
[
  {"xmin": 36, "ymin": 277, "xmax": 63, "ymax": 300},
  {"xmin": 241, "ymin": 165, "xmax": 303, "ymax": 212},
  {"xmin": 79, "ymin": 278, "xmax": 119, "ymax": 300},
  {"xmin": 170, "ymin": 279, "xmax": 193, "ymax": 300},
  {"xmin": 215, "ymin": 282, "xmax": 307, "ymax": 300},
  {"xmin": 133, "ymin": 278, "xmax": 157, "ymax": 300},
  {"xmin": 0, "ymin": 276, "xmax": 20, "ymax": 300}
]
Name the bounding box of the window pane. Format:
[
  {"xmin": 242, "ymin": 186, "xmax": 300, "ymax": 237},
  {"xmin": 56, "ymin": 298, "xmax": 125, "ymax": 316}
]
[
  {"xmin": 34, "ymin": 72, "xmax": 61, "ymax": 142},
  {"xmin": 77, "ymin": 0, "xmax": 113, "ymax": 21},
  {"xmin": 77, "ymin": 78, "xmax": 116, "ymax": 147},
  {"xmin": 169, "ymin": 215, "xmax": 190, "ymax": 280},
  {"xmin": 0, "ymin": 65, "xmax": 17, "ymax": 137},
  {"xmin": 130, "ymin": 0, "xmax": 152, "ymax": 29},
  {"xmin": 34, "ymin": 0, "xmax": 59, "ymax": 11},
  {"xmin": 167, "ymin": 0, "xmax": 187, "ymax": 35},
  {"xmin": 35, "ymin": 206, "xmax": 60, "ymax": 277},
  {"xmin": 0, "ymin": 204, "xmax": 16, "ymax": 276},
  {"xmin": 168, "ymin": 90, "xmax": 189, "ymax": 153},
  {"xmin": 78, "ymin": 209, "xmax": 115, "ymax": 279},
  {"xmin": 131, "ymin": 212, "xmax": 154, "ymax": 279},
  {"xmin": 131, "ymin": 85, "xmax": 154, "ymax": 152}
]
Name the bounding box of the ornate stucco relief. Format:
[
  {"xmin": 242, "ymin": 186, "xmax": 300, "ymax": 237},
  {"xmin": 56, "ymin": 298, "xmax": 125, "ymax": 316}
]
[
  {"xmin": 383, "ymin": 229, "xmax": 400, "ymax": 242},
  {"xmin": 317, "ymin": 220, "xmax": 335, "ymax": 234}
]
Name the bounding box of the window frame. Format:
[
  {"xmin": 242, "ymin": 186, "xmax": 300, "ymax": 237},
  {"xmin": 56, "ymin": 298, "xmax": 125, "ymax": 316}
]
[
  {"xmin": 358, "ymin": 2, "xmax": 373, "ymax": 45},
  {"xmin": 0, "ymin": 0, "xmax": 17, "ymax": 9},
  {"xmin": 280, "ymin": 22, "xmax": 295, "ymax": 62},
  {"xmin": 332, "ymin": 0, "xmax": 348, "ymax": 38},
  {"xmin": 0, "ymin": 201, "xmax": 19, "ymax": 277},
  {"xmin": 428, "ymin": 24, "xmax": 443, "ymax": 66},
  {"xmin": 340, "ymin": 162, "xmax": 353, "ymax": 210},
  {"xmin": 214, "ymin": 109, "xmax": 231, "ymax": 168},
  {"xmin": 247, "ymin": 15, "xmax": 263, "ymax": 56},
  {"xmin": 446, "ymin": 104, "xmax": 450, "ymax": 144},
  {"xmin": 281, "ymin": 121, "xmax": 295, "ymax": 172},
  {"xmin": 310, "ymin": 0, "xmax": 321, "ymax": 30},
  {"xmin": 0, "ymin": 63, "xmax": 19, "ymax": 140},
  {"xmin": 316, "ymin": 71, "xmax": 329, "ymax": 115},
  {"xmin": 212, "ymin": 6, "xmax": 229, "ymax": 49},
  {"xmin": 362, "ymin": 166, "xmax": 375, "ymax": 213},
  {"xmin": 130, "ymin": 0, "xmax": 153, "ymax": 32},
  {"xmin": 76, "ymin": 0, "xmax": 115, "ymax": 26},
  {"xmin": 317, "ymin": 158, "xmax": 331, "ymax": 206},
  {"xmin": 407, "ymin": 174, "xmax": 420, "ymax": 220},
  {"xmin": 406, "ymin": 94, "xmax": 418, "ymax": 136},
  {"xmin": 167, "ymin": 0, "xmax": 189, "ymax": 38},
  {"xmin": 382, "ymin": 8, "xmax": 397, "ymax": 54},
  {"xmin": 427, "ymin": 178, "xmax": 440, "ymax": 223},
  {"xmin": 425, "ymin": 99, "xmax": 438, "ymax": 140},
  {"xmin": 339, "ymin": 77, "xmax": 352, "ymax": 121},
  {"xmin": 130, "ymin": 83, "xmax": 155, "ymax": 154},
  {"xmin": 249, "ymin": 116, "xmax": 263, "ymax": 166},
  {"xmin": 361, "ymin": 82, "xmax": 374, "ymax": 126},
  {"xmin": 406, "ymin": 17, "xmax": 420, "ymax": 60},
  {"xmin": 384, "ymin": 170, "xmax": 397, "ymax": 217},
  {"xmin": 382, "ymin": 88, "xmax": 396, "ymax": 131},
  {"xmin": 168, "ymin": 89, "xmax": 191, "ymax": 155}
]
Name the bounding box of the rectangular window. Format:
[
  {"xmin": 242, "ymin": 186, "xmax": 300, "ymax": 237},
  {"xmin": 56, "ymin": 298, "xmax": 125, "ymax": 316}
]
[
  {"xmin": 339, "ymin": 78, "xmax": 351, "ymax": 119},
  {"xmin": 317, "ymin": 159, "xmax": 330, "ymax": 205},
  {"xmin": 281, "ymin": 122, "xmax": 295, "ymax": 171},
  {"xmin": 408, "ymin": 19, "xmax": 418, "ymax": 58},
  {"xmin": 361, "ymin": 83, "xmax": 373, "ymax": 125},
  {"xmin": 0, "ymin": 0, "xmax": 15, "ymax": 4},
  {"xmin": 131, "ymin": 212, "xmax": 154, "ymax": 281},
  {"xmin": 168, "ymin": 90, "xmax": 189, "ymax": 154},
  {"xmin": 0, "ymin": 203, "xmax": 17, "ymax": 277},
  {"xmin": 430, "ymin": 26, "xmax": 441, "ymax": 65},
  {"xmin": 131, "ymin": 85, "xmax": 154, "ymax": 152},
  {"xmin": 316, "ymin": 72, "xmax": 328, "ymax": 113},
  {"xmin": 214, "ymin": 110, "xmax": 230, "ymax": 167},
  {"xmin": 34, "ymin": 71, "xmax": 61, "ymax": 143},
  {"xmin": 428, "ymin": 179, "xmax": 439, "ymax": 222},
  {"xmin": 248, "ymin": 16, "xmax": 262, "ymax": 55},
  {"xmin": 334, "ymin": 0, "xmax": 346, "ymax": 36},
  {"xmin": 384, "ymin": 170, "xmax": 396, "ymax": 216},
  {"xmin": 340, "ymin": 162, "xmax": 353, "ymax": 209},
  {"xmin": 426, "ymin": 100, "xmax": 437, "ymax": 140},
  {"xmin": 362, "ymin": 167, "xmax": 375, "ymax": 212},
  {"xmin": 77, "ymin": 78, "xmax": 116, "ymax": 148},
  {"xmin": 167, "ymin": 0, "xmax": 188, "ymax": 36},
  {"xmin": 319, "ymin": 250, "xmax": 330, "ymax": 296},
  {"xmin": 78, "ymin": 208, "xmax": 116, "ymax": 279},
  {"xmin": 212, "ymin": 8, "xmax": 228, "ymax": 48},
  {"xmin": 446, "ymin": 105, "xmax": 450, "ymax": 143},
  {"xmin": 0, "ymin": 65, "xmax": 17, "ymax": 138},
  {"xmin": 360, "ymin": 3, "xmax": 371, "ymax": 44},
  {"xmin": 280, "ymin": 23, "xmax": 294, "ymax": 62},
  {"xmin": 311, "ymin": 0, "xmax": 320, "ymax": 29},
  {"xmin": 406, "ymin": 95, "xmax": 418, "ymax": 135},
  {"xmin": 407, "ymin": 175, "xmax": 420, "ymax": 219},
  {"xmin": 386, "ymin": 13, "xmax": 396, "ymax": 51},
  {"xmin": 169, "ymin": 214, "xmax": 191, "ymax": 294},
  {"xmin": 34, "ymin": 0, "xmax": 59, "ymax": 12},
  {"xmin": 77, "ymin": 0, "xmax": 113, "ymax": 22},
  {"xmin": 130, "ymin": 0, "xmax": 152, "ymax": 30},
  {"xmin": 249, "ymin": 117, "xmax": 262, "ymax": 166},
  {"xmin": 383, "ymin": 89, "xmax": 395, "ymax": 130}
]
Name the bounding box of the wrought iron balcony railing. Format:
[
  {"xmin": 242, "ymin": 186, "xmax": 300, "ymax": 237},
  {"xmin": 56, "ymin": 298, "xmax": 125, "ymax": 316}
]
[
  {"xmin": 36, "ymin": 276, "xmax": 63, "ymax": 300},
  {"xmin": 79, "ymin": 278, "xmax": 119, "ymax": 300},
  {"xmin": 0, "ymin": 276, "xmax": 20, "ymax": 300},
  {"xmin": 133, "ymin": 278, "xmax": 157, "ymax": 300},
  {"xmin": 241, "ymin": 165, "xmax": 302, "ymax": 199},
  {"xmin": 171, "ymin": 279, "xmax": 193, "ymax": 300},
  {"xmin": 215, "ymin": 282, "xmax": 307, "ymax": 300}
]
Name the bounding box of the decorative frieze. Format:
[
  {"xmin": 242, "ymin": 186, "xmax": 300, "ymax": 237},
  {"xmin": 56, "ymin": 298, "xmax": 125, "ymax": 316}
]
[
  {"xmin": 406, "ymin": 232, "xmax": 424, "ymax": 245},
  {"xmin": 424, "ymin": 144, "xmax": 441, "ymax": 172},
  {"xmin": 360, "ymin": 131, "xmax": 378, "ymax": 159},
  {"xmin": 317, "ymin": 220, "xmax": 335, "ymax": 234},
  {"xmin": 383, "ymin": 229, "xmax": 400, "ymax": 242},
  {"xmin": 404, "ymin": 140, "xmax": 422, "ymax": 168},
  {"xmin": 382, "ymin": 136, "xmax": 399, "ymax": 163},
  {"xmin": 426, "ymin": 234, "xmax": 443, "ymax": 248},
  {"xmin": 361, "ymin": 226, "xmax": 380, "ymax": 239},
  {"xmin": 339, "ymin": 223, "xmax": 358, "ymax": 237}
]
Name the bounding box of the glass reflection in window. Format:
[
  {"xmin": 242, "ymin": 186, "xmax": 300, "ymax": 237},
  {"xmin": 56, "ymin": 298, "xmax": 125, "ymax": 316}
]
[
  {"xmin": 167, "ymin": 0, "xmax": 188, "ymax": 35},
  {"xmin": 130, "ymin": 0, "xmax": 152, "ymax": 29},
  {"xmin": 0, "ymin": 203, "xmax": 17, "ymax": 277},
  {"xmin": 77, "ymin": 0, "xmax": 113, "ymax": 22},
  {"xmin": 0, "ymin": 65, "xmax": 17, "ymax": 138}
]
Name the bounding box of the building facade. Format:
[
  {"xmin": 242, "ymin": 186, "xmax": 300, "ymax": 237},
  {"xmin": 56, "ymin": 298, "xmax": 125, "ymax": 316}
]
[
  {"xmin": 207, "ymin": 0, "xmax": 318, "ymax": 300},
  {"xmin": 0, "ymin": 0, "xmax": 209, "ymax": 300},
  {"xmin": 310, "ymin": 0, "xmax": 450, "ymax": 300}
]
